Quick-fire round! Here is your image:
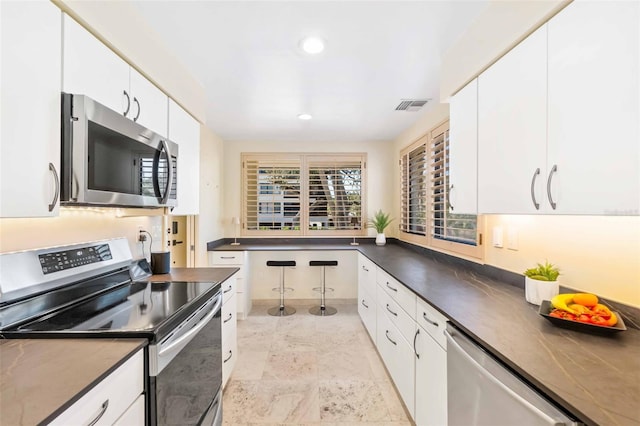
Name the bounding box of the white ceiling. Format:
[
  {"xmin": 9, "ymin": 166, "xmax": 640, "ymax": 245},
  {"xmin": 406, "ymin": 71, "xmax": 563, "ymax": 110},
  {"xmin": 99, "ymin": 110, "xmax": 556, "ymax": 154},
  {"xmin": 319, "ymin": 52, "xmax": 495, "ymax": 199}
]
[{"xmin": 132, "ymin": 1, "xmax": 487, "ymax": 143}]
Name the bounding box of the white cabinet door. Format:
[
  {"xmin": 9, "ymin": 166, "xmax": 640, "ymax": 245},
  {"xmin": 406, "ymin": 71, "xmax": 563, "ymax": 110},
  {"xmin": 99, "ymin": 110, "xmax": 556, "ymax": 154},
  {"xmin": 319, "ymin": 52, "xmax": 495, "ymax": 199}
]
[
  {"xmin": 548, "ymin": 1, "xmax": 640, "ymax": 215},
  {"xmin": 478, "ymin": 25, "xmax": 548, "ymax": 214},
  {"xmin": 130, "ymin": 68, "xmax": 168, "ymax": 137},
  {"xmin": 169, "ymin": 99, "xmax": 200, "ymax": 215},
  {"xmin": 415, "ymin": 326, "xmax": 447, "ymax": 426},
  {"xmin": 1, "ymin": 1, "xmax": 61, "ymax": 217},
  {"xmin": 62, "ymin": 14, "xmax": 130, "ymax": 116},
  {"xmin": 113, "ymin": 394, "xmax": 145, "ymax": 426},
  {"xmin": 449, "ymin": 78, "xmax": 478, "ymax": 214},
  {"xmin": 357, "ymin": 283, "xmax": 376, "ymax": 343},
  {"xmin": 222, "ymin": 293, "xmax": 238, "ymax": 387}
]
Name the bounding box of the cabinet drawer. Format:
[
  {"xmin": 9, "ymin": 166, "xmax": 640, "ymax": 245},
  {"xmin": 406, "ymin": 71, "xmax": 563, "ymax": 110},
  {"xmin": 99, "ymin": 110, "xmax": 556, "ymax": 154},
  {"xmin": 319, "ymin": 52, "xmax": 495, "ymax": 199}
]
[
  {"xmin": 358, "ymin": 254, "xmax": 376, "ymax": 294},
  {"xmin": 416, "ymin": 297, "xmax": 448, "ymax": 349},
  {"xmin": 376, "ymin": 268, "xmax": 416, "ymax": 318},
  {"xmin": 357, "ymin": 283, "xmax": 376, "ymax": 344},
  {"xmin": 222, "ymin": 298, "xmax": 237, "ymax": 388},
  {"xmin": 50, "ymin": 350, "xmax": 143, "ymax": 426},
  {"xmin": 113, "ymin": 394, "xmax": 145, "ymax": 426},
  {"xmin": 221, "ymin": 278, "xmax": 235, "ymax": 305},
  {"xmin": 222, "ymin": 294, "xmax": 237, "ymax": 341},
  {"xmin": 377, "ymin": 284, "xmax": 416, "ymax": 345},
  {"xmin": 210, "ymin": 251, "xmax": 244, "ymax": 265}
]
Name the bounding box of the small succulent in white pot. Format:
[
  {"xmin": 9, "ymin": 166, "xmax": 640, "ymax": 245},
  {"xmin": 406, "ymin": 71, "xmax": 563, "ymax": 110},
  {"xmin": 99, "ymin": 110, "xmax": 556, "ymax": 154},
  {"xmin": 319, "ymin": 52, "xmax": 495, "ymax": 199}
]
[
  {"xmin": 368, "ymin": 210, "xmax": 393, "ymax": 246},
  {"xmin": 523, "ymin": 261, "xmax": 560, "ymax": 305}
]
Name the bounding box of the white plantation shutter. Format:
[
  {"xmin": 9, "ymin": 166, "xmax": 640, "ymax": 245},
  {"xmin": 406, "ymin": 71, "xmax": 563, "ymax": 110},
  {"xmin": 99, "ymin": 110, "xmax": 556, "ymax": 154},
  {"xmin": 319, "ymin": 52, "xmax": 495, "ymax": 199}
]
[
  {"xmin": 429, "ymin": 129, "xmax": 477, "ymax": 245},
  {"xmin": 243, "ymin": 156, "xmax": 301, "ymax": 233},
  {"xmin": 307, "ymin": 155, "xmax": 364, "ymax": 232},
  {"xmin": 400, "ymin": 140, "xmax": 428, "ymax": 235},
  {"xmin": 242, "ymin": 153, "xmax": 366, "ymax": 236}
]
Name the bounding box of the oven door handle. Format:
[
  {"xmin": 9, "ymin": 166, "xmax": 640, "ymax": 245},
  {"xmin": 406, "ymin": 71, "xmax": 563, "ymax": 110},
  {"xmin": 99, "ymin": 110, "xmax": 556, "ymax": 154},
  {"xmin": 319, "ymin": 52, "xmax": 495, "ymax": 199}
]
[{"xmin": 158, "ymin": 294, "xmax": 222, "ymax": 358}]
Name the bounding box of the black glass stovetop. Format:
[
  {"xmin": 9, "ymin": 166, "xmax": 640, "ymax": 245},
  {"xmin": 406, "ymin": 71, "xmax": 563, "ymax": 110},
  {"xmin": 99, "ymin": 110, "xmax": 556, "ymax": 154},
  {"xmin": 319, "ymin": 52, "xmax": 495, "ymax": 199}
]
[{"xmin": 0, "ymin": 269, "xmax": 220, "ymax": 342}]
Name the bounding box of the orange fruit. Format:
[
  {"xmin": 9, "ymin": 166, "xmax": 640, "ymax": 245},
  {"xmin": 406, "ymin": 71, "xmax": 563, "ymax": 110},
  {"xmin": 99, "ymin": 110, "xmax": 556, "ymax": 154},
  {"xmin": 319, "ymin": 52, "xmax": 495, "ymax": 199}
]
[{"xmin": 573, "ymin": 293, "xmax": 598, "ymax": 307}]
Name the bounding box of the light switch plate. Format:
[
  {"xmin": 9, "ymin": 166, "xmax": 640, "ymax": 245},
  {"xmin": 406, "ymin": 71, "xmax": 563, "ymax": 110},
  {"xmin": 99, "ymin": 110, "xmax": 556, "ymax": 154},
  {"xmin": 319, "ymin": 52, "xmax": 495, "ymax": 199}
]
[
  {"xmin": 492, "ymin": 226, "xmax": 503, "ymax": 248},
  {"xmin": 507, "ymin": 227, "xmax": 519, "ymax": 251}
]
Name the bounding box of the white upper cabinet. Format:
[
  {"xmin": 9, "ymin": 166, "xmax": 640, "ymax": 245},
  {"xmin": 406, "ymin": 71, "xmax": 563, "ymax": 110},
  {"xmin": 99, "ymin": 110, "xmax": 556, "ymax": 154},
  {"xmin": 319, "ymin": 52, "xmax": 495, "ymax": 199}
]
[
  {"xmin": 449, "ymin": 78, "xmax": 478, "ymax": 214},
  {"xmin": 1, "ymin": 1, "xmax": 62, "ymax": 217},
  {"xmin": 63, "ymin": 14, "xmax": 129, "ymax": 116},
  {"xmin": 169, "ymin": 100, "xmax": 200, "ymax": 215},
  {"xmin": 63, "ymin": 15, "xmax": 168, "ymax": 137},
  {"xmin": 478, "ymin": 25, "xmax": 548, "ymax": 214},
  {"xmin": 547, "ymin": 1, "xmax": 639, "ymax": 215}
]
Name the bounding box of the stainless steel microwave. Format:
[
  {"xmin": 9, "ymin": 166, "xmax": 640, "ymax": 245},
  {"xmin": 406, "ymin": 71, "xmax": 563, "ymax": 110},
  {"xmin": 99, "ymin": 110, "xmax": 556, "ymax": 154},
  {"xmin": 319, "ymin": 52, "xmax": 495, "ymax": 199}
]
[{"xmin": 61, "ymin": 93, "xmax": 178, "ymax": 208}]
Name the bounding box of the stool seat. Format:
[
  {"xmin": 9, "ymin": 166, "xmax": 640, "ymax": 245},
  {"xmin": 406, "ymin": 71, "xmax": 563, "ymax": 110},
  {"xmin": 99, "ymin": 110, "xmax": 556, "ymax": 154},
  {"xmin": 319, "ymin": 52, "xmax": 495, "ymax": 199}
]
[
  {"xmin": 309, "ymin": 260, "xmax": 338, "ymax": 267},
  {"xmin": 267, "ymin": 260, "xmax": 296, "ymax": 267},
  {"xmin": 309, "ymin": 260, "xmax": 338, "ymax": 316},
  {"xmin": 267, "ymin": 260, "xmax": 296, "ymax": 316}
]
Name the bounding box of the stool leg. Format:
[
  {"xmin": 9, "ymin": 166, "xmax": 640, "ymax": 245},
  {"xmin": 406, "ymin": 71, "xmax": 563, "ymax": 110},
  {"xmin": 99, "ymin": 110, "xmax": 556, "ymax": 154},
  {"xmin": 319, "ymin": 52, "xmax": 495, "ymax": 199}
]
[
  {"xmin": 309, "ymin": 265, "xmax": 337, "ymax": 316},
  {"xmin": 268, "ymin": 266, "xmax": 296, "ymax": 316}
]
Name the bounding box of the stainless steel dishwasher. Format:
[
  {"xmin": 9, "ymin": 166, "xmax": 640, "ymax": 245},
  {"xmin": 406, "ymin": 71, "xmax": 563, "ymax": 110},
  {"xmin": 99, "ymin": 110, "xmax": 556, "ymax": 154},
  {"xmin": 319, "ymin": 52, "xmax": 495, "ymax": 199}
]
[{"xmin": 445, "ymin": 324, "xmax": 580, "ymax": 426}]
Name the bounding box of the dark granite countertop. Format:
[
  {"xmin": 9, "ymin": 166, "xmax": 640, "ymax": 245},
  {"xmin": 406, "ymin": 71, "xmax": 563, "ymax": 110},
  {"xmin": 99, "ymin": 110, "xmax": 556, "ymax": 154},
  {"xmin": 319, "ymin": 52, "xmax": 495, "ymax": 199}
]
[
  {"xmin": 209, "ymin": 239, "xmax": 640, "ymax": 425},
  {"xmin": 148, "ymin": 266, "xmax": 239, "ymax": 283},
  {"xmin": 0, "ymin": 338, "xmax": 146, "ymax": 425}
]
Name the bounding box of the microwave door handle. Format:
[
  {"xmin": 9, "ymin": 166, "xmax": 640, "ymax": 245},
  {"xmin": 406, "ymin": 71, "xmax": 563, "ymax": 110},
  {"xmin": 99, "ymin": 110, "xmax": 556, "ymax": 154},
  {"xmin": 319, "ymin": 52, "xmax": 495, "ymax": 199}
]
[{"xmin": 160, "ymin": 140, "xmax": 173, "ymax": 205}]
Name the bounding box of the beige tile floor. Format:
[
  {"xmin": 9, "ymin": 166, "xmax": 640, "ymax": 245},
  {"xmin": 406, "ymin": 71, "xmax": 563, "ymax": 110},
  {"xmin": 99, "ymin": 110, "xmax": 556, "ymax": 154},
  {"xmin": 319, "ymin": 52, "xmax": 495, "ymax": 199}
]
[{"xmin": 222, "ymin": 300, "xmax": 413, "ymax": 426}]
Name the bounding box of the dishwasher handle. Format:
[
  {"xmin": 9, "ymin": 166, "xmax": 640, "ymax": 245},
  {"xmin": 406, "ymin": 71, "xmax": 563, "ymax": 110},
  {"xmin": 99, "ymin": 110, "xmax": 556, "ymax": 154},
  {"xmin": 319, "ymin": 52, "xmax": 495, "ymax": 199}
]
[{"xmin": 444, "ymin": 329, "xmax": 568, "ymax": 426}]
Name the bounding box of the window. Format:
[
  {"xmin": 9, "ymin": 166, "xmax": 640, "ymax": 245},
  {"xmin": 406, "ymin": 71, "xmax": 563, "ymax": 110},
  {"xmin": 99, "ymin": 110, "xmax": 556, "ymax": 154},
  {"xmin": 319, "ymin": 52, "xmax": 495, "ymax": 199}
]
[
  {"xmin": 243, "ymin": 153, "xmax": 366, "ymax": 236},
  {"xmin": 400, "ymin": 121, "xmax": 481, "ymax": 258}
]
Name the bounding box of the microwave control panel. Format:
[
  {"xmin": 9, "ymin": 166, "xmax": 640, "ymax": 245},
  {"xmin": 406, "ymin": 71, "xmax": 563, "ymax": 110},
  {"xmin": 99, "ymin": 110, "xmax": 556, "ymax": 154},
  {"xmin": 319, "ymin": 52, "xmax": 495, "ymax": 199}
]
[{"xmin": 39, "ymin": 244, "xmax": 113, "ymax": 274}]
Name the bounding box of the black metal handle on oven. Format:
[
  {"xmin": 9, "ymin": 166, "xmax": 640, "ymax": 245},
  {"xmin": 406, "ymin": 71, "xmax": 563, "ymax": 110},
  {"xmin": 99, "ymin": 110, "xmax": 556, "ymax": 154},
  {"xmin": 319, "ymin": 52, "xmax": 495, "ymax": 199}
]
[
  {"xmin": 87, "ymin": 400, "xmax": 109, "ymax": 426},
  {"xmin": 159, "ymin": 140, "xmax": 173, "ymax": 205}
]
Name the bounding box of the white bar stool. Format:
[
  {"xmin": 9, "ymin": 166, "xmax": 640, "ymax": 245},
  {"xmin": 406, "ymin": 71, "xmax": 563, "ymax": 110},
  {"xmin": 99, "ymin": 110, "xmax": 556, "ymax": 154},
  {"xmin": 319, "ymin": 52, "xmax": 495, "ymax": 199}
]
[{"xmin": 309, "ymin": 260, "xmax": 338, "ymax": 316}]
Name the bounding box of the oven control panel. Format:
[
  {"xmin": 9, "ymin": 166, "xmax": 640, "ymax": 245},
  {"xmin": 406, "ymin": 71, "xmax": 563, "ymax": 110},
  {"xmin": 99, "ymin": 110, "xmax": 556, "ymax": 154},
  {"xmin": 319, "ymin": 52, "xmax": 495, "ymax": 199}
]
[{"xmin": 39, "ymin": 244, "xmax": 113, "ymax": 274}]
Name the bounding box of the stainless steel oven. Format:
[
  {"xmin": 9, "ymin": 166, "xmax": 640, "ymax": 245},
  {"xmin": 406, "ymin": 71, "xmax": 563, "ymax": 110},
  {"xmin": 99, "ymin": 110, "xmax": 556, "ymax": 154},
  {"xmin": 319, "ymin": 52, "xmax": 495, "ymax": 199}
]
[
  {"xmin": 61, "ymin": 93, "xmax": 178, "ymax": 208},
  {"xmin": 0, "ymin": 238, "xmax": 224, "ymax": 426}
]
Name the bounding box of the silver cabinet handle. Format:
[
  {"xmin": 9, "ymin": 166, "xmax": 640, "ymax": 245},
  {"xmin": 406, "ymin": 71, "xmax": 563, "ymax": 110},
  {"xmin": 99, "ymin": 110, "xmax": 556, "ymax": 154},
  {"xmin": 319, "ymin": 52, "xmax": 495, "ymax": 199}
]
[
  {"xmin": 123, "ymin": 90, "xmax": 130, "ymax": 116},
  {"xmin": 448, "ymin": 184, "xmax": 454, "ymax": 211},
  {"xmin": 422, "ymin": 312, "xmax": 438, "ymax": 327},
  {"xmin": 48, "ymin": 163, "xmax": 59, "ymax": 212},
  {"xmin": 220, "ymin": 256, "xmax": 236, "ymax": 259},
  {"xmin": 362, "ymin": 265, "xmax": 369, "ymax": 272},
  {"xmin": 223, "ymin": 285, "xmax": 233, "ymax": 294},
  {"xmin": 413, "ymin": 328, "xmax": 420, "ymax": 359},
  {"xmin": 547, "ymin": 164, "xmax": 557, "ymax": 210},
  {"xmin": 385, "ymin": 330, "xmax": 397, "ymax": 346},
  {"xmin": 87, "ymin": 400, "xmax": 109, "ymax": 426},
  {"xmin": 224, "ymin": 313, "xmax": 233, "ymax": 323},
  {"xmin": 223, "ymin": 350, "xmax": 233, "ymax": 363},
  {"xmin": 530, "ymin": 168, "xmax": 540, "ymax": 210},
  {"xmin": 386, "ymin": 304, "xmax": 398, "ymax": 317},
  {"xmin": 133, "ymin": 97, "xmax": 141, "ymax": 122},
  {"xmin": 386, "ymin": 282, "xmax": 397, "ymax": 292},
  {"xmin": 361, "ymin": 299, "xmax": 369, "ymax": 309}
]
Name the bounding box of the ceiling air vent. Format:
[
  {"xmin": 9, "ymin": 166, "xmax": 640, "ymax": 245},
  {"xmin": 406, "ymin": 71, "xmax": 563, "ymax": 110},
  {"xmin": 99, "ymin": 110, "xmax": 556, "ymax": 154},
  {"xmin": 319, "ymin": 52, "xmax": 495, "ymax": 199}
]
[{"xmin": 395, "ymin": 99, "xmax": 430, "ymax": 111}]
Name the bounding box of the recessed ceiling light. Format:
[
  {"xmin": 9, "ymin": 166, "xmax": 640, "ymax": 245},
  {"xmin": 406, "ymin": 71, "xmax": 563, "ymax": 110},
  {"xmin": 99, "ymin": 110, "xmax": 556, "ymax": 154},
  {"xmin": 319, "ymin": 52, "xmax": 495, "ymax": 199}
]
[
  {"xmin": 300, "ymin": 36, "xmax": 325, "ymax": 54},
  {"xmin": 298, "ymin": 113, "xmax": 313, "ymax": 120}
]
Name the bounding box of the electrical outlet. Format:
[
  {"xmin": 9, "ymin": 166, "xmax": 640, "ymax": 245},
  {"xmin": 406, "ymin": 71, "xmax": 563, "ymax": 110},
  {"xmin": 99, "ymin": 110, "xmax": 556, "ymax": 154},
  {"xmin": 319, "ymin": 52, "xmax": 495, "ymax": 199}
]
[{"xmin": 137, "ymin": 226, "xmax": 144, "ymax": 243}]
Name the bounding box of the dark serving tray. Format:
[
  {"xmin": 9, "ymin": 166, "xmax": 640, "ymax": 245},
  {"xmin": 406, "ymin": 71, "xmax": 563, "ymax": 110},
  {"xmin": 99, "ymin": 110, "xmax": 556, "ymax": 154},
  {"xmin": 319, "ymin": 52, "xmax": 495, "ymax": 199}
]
[{"xmin": 538, "ymin": 300, "xmax": 627, "ymax": 335}]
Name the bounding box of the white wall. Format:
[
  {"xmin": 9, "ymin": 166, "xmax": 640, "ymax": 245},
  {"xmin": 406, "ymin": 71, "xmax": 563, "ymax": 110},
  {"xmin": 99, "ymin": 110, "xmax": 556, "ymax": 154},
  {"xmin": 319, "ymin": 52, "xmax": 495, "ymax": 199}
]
[
  {"xmin": 440, "ymin": 0, "xmax": 569, "ymax": 99},
  {"xmin": 195, "ymin": 126, "xmax": 225, "ymax": 266},
  {"xmin": 223, "ymin": 139, "xmax": 394, "ymax": 238}
]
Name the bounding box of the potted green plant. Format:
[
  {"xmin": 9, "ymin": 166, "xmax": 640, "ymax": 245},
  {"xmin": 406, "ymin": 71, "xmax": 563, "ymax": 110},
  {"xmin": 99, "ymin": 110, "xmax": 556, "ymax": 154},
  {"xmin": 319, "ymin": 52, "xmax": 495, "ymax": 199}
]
[
  {"xmin": 368, "ymin": 210, "xmax": 393, "ymax": 246},
  {"xmin": 523, "ymin": 261, "xmax": 560, "ymax": 305}
]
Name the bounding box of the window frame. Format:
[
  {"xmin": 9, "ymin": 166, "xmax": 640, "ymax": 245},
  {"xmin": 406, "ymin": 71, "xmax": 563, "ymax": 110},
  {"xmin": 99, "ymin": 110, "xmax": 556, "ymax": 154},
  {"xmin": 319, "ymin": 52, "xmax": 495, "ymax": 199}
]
[
  {"xmin": 399, "ymin": 120, "xmax": 483, "ymax": 259},
  {"xmin": 242, "ymin": 152, "xmax": 367, "ymax": 237}
]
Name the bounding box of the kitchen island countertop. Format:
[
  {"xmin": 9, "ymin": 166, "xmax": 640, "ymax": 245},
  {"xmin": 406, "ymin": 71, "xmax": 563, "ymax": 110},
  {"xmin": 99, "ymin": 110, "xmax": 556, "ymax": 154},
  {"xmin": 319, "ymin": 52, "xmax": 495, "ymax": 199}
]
[
  {"xmin": 0, "ymin": 338, "xmax": 146, "ymax": 426},
  {"xmin": 209, "ymin": 239, "xmax": 640, "ymax": 426}
]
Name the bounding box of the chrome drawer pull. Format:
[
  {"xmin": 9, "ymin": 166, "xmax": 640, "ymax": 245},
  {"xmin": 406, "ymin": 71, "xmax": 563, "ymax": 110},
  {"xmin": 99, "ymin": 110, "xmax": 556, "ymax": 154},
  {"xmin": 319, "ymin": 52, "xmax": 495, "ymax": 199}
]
[
  {"xmin": 530, "ymin": 167, "xmax": 540, "ymax": 210},
  {"xmin": 547, "ymin": 164, "xmax": 558, "ymax": 210},
  {"xmin": 223, "ymin": 286, "xmax": 233, "ymax": 294},
  {"xmin": 220, "ymin": 256, "xmax": 236, "ymax": 259},
  {"xmin": 422, "ymin": 312, "xmax": 439, "ymax": 327},
  {"xmin": 386, "ymin": 282, "xmax": 397, "ymax": 292},
  {"xmin": 224, "ymin": 313, "xmax": 233, "ymax": 323},
  {"xmin": 362, "ymin": 265, "xmax": 369, "ymax": 272},
  {"xmin": 413, "ymin": 328, "xmax": 420, "ymax": 359},
  {"xmin": 87, "ymin": 400, "xmax": 109, "ymax": 426},
  {"xmin": 386, "ymin": 304, "xmax": 398, "ymax": 317},
  {"xmin": 223, "ymin": 350, "xmax": 233, "ymax": 363},
  {"xmin": 385, "ymin": 330, "xmax": 397, "ymax": 345},
  {"xmin": 361, "ymin": 299, "xmax": 369, "ymax": 309}
]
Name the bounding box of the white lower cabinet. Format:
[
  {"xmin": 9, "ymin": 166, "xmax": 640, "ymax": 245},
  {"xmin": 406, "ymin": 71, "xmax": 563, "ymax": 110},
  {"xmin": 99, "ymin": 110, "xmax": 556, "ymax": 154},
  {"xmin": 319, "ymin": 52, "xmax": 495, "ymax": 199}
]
[
  {"xmin": 113, "ymin": 394, "xmax": 145, "ymax": 426},
  {"xmin": 357, "ymin": 283, "xmax": 376, "ymax": 343},
  {"xmin": 376, "ymin": 308, "xmax": 415, "ymax": 417},
  {"xmin": 414, "ymin": 325, "xmax": 447, "ymax": 426},
  {"xmin": 210, "ymin": 251, "xmax": 251, "ymax": 319},
  {"xmin": 50, "ymin": 350, "xmax": 144, "ymax": 426},
  {"xmin": 222, "ymin": 282, "xmax": 238, "ymax": 388}
]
